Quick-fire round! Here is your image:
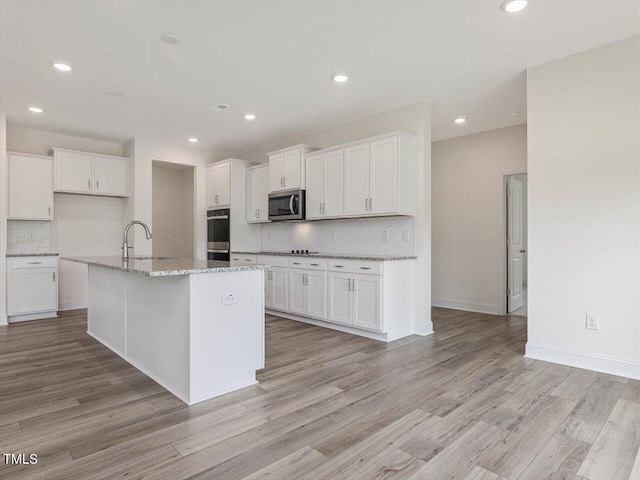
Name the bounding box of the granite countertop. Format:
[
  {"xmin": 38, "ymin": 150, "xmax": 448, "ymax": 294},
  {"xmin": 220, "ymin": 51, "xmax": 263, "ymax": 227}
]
[
  {"xmin": 62, "ymin": 256, "xmax": 269, "ymax": 277},
  {"xmin": 7, "ymin": 252, "xmax": 59, "ymax": 257},
  {"xmin": 232, "ymin": 251, "xmax": 417, "ymax": 261}
]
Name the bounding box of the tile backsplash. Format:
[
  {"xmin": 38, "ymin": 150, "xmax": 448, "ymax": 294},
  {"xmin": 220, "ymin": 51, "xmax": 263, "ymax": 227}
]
[
  {"xmin": 7, "ymin": 220, "xmax": 52, "ymax": 254},
  {"xmin": 260, "ymin": 216, "xmax": 416, "ymax": 256}
]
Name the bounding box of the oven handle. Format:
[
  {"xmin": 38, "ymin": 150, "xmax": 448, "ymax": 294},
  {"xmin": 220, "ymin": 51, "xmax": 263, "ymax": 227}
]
[
  {"xmin": 207, "ymin": 249, "xmax": 229, "ymax": 253},
  {"xmin": 289, "ymin": 195, "xmax": 295, "ymax": 215},
  {"xmin": 207, "ymin": 215, "xmax": 229, "ymax": 220}
]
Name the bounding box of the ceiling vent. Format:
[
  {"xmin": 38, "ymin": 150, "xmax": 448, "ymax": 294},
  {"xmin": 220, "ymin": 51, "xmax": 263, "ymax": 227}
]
[{"xmin": 214, "ymin": 104, "xmax": 230, "ymax": 111}]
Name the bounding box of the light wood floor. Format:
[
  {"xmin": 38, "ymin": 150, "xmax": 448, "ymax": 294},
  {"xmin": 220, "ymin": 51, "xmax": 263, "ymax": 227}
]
[{"xmin": 1, "ymin": 308, "xmax": 638, "ymax": 480}]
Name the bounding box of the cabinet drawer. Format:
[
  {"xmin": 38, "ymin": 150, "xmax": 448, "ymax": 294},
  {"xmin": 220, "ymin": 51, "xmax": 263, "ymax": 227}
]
[
  {"xmin": 287, "ymin": 257, "xmax": 327, "ymax": 270},
  {"xmin": 328, "ymin": 259, "xmax": 381, "ymax": 275},
  {"xmin": 230, "ymin": 255, "xmax": 257, "ymax": 266},
  {"xmin": 10, "ymin": 257, "xmax": 58, "ymax": 269},
  {"xmin": 257, "ymin": 255, "xmax": 288, "ymax": 268}
]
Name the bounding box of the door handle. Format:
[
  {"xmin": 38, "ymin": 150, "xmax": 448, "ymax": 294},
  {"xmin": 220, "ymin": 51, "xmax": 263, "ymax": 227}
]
[
  {"xmin": 289, "ymin": 195, "xmax": 295, "ymax": 215},
  {"xmin": 520, "ymin": 249, "xmax": 526, "ymax": 253}
]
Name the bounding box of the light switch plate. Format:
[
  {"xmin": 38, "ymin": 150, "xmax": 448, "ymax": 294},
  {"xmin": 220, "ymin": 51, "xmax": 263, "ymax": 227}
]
[
  {"xmin": 586, "ymin": 313, "xmax": 599, "ymax": 330},
  {"xmin": 222, "ymin": 293, "xmax": 238, "ymax": 306}
]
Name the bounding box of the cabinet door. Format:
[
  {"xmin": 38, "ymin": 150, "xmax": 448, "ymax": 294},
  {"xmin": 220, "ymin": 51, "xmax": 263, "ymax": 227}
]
[
  {"xmin": 264, "ymin": 268, "xmax": 275, "ymax": 308},
  {"xmin": 94, "ymin": 156, "xmax": 128, "ymax": 196},
  {"xmin": 9, "ymin": 155, "xmax": 53, "ymax": 220},
  {"xmin": 246, "ymin": 168, "xmax": 259, "ymax": 222},
  {"xmin": 284, "ymin": 149, "xmax": 301, "ymax": 190},
  {"xmin": 352, "ymin": 274, "xmax": 381, "ymax": 331},
  {"xmin": 216, "ymin": 162, "xmax": 231, "ymax": 206},
  {"xmin": 9, "ymin": 267, "xmax": 57, "ymax": 315},
  {"xmin": 55, "ymin": 150, "xmax": 92, "ymax": 193},
  {"xmin": 344, "ymin": 143, "xmax": 370, "ymax": 216},
  {"xmin": 207, "ymin": 166, "xmax": 218, "ymax": 208},
  {"xmin": 327, "ymin": 272, "xmax": 352, "ymax": 325},
  {"xmin": 369, "ymin": 137, "xmax": 398, "ymax": 215},
  {"xmin": 269, "ymin": 153, "xmax": 285, "ymax": 192},
  {"xmin": 323, "ymin": 149, "xmax": 344, "ymax": 218},
  {"xmin": 306, "ymin": 270, "xmax": 326, "ymax": 319},
  {"xmin": 288, "ymin": 269, "xmax": 307, "ymax": 315},
  {"xmin": 257, "ymin": 166, "xmax": 270, "ymax": 221},
  {"xmin": 305, "ymin": 153, "xmax": 324, "ymax": 220},
  {"xmin": 271, "ymin": 266, "xmax": 288, "ymax": 311}
]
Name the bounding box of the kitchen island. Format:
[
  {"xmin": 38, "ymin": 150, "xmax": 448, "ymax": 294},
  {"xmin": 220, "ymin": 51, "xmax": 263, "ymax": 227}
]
[{"xmin": 63, "ymin": 256, "xmax": 268, "ymax": 405}]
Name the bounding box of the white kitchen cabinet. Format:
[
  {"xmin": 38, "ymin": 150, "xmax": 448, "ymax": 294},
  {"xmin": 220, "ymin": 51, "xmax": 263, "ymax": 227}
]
[
  {"xmin": 230, "ymin": 254, "xmax": 257, "ymax": 266},
  {"xmin": 266, "ymin": 266, "xmax": 288, "ymax": 311},
  {"xmin": 288, "ymin": 268, "xmax": 326, "ymax": 319},
  {"xmin": 268, "ymin": 145, "xmax": 317, "ymax": 192},
  {"xmin": 7, "ymin": 256, "xmax": 58, "ymax": 320},
  {"xmin": 207, "ymin": 161, "xmax": 231, "ymax": 208},
  {"xmin": 8, "ymin": 153, "xmax": 53, "ymax": 220},
  {"xmin": 344, "ymin": 143, "xmax": 370, "ymax": 216},
  {"xmin": 246, "ymin": 165, "xmax": 270, "ymax": 223},
  {"xmin": 49, "ymin": 148, "xmax": 129, "ymax": 197},
  {"xmin": 369, "ymin": 137, "xmax": 399, "ymax": 215},
  {"xmin": 305, "ymin": 149, "xmax": 344, "ymax": 220},
  {"xmin": 327, "ymin": 271, "xmax": 381, "ymax": 331},
  {"xmin": 94, "ymin": 156, "xmax": 128, "ymax": 196}
]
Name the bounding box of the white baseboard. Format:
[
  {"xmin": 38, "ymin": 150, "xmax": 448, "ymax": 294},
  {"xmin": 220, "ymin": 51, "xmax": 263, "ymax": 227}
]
[
  {"xmin": 0, "ymin": 314, "xmax": 7, "ymax": 326},
  {"xmin": 59, "ymin": 299, "xmax": 87, "ymax": 311},
  {"xmin": 9, "ymin": 311, "xmax": 58, "ymax": 323},
  {"xmin": 413, "ymin": 324, "xmax": 434, "ymax": 336},
  {"xmin": 526, "ymin": 342, "xmax": 640, "ymax": 380},
  {"xmin": 432, "ymin": 297, "xmax": 502, "ymax": 316}
]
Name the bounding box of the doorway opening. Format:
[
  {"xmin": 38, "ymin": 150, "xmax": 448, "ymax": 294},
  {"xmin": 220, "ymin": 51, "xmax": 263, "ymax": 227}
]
[
  {"xmin": 505, "ymin": 173, "xmax": 528, "ymax": 317},
  {"xmin": 152, "ymin": 161, "xmax": 196, "ymax": 258}
]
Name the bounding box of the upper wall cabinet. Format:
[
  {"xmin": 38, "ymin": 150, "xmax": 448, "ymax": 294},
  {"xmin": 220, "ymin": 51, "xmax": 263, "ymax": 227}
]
[
  {"xmin": 8, "ymin": 153, "xmax": 54, "ymax": 220},
  {"xmin": 268, "ymin": 145, "xmax": 317, "ymax": 193},
  {"xmin": 207, "ymin": 161, "xmax": 231, "ymax": 208},
  {"xmin": 246, "ymin": 164, "xmax": 270, "ymax": 223},
  {"xmin": 305, "ymin": 149, "xmax": 344, "ymax": 220},
  {"xmin": 48, "ymin": 148, "xmax": 129, "ymax": 197},
  {"xmin": 307, "ymin": 132, "xmax": 416, "ymax": 220}
]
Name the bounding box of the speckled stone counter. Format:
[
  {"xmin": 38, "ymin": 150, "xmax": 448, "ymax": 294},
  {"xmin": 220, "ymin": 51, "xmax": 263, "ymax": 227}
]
[
  {"xmin": 62, "ymin": 255, "xmax": 269, "ymax": 277},
  {"xmin": 7, "ymin": 253, "xmax": 59, "ymax": 257},
  {"xmin": 231, "ymin": 251, "xmax": 417, "ymax": 261}
]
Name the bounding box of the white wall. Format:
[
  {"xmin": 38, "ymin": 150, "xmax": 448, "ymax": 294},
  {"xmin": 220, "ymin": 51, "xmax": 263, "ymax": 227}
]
[
  {"xmin": 124, "ymin": 138, "xmax": 213, "ymax": 259},
  {"xmin": 432, "ymin": 124, "xmax": 527, "ymax": 315},
  {"xmin": 526, "ymin": 37, "xmax": 640, "ymax": 378},
  {"xmin": 152, "ymin": 163, "xmax": 195, "ymax": 258},
  {"xmin": 5, "ymin": 124, "xmax": 126, "ymax": 311},
  {"xmin": 235, "ymin": 101, "xmax": 433, "ymax": 334}
]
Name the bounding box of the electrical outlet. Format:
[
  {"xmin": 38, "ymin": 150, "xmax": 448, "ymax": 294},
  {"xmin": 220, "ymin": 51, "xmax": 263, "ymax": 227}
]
[
  {"xmin": 222, "ymin": 293, "xmax": 238, "ymax": 306},
  {"xmin": 331, "ymin": 231, "xmax": 338, "ymax": 242},
  {"xmin": 586, "ymin": 313, "xmax": 599, "ymax": 330},
  {"xmin": 402, "ymin": 230, "xmax": 410, "ymax": 242},
  {"xmin": 96, "ymin": 233, "xmax": 103, "ymax": 241},
  {"xmin": 382, "ymin": 231, "xmax": 389, "ymax": 242}
]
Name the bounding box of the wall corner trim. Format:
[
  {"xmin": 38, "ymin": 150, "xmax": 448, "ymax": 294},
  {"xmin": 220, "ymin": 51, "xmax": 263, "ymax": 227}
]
[{"xmin": 525, "ymin": 342, "xmax": 640, "ymax": 380}]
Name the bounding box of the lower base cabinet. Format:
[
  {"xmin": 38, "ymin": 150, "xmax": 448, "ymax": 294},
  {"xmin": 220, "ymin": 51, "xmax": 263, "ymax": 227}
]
[
  {"xmin": 265, "ymin": 266, "xmax": 288, "ymax": 311},
  {"xmin": 328, "ymin": 272, "xmax": 381, "ymax": 331},
  {"xmin": 7, "ymin": 256, "xmax": 58, "ymax": 318},
  {"xmin": 288, "ymin": 268, "xmax": 326, "ymax": 319}
]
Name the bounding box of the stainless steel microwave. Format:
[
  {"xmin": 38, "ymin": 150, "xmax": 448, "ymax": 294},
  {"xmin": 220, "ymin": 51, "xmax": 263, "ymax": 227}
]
[{"xmin": 268, "ymin": 189, "xmax": 305, "ymax": 221}]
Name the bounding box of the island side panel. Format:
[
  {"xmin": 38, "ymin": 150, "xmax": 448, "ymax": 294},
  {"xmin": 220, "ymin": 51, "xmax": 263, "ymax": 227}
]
[
  {"xmin": 125, "ymin": 274, "xmax": 191, "ymax": 403},
  {"xmin": 189, "ymin": 269, "xmax": 265, "ymax": 404},
  {"xmin": 87, "ymin": 265, "xmax": 126, "ymax": 355}
]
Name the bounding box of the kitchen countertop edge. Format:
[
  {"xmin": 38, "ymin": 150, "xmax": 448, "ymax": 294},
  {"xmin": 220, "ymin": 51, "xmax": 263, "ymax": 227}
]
[
  {"xmin": 231, "ymin": 251, "xmax": 417, "ymax": 261},
  {"xmin": 7, "ymin": 253, "xmax": 60, "ymax": 257}
]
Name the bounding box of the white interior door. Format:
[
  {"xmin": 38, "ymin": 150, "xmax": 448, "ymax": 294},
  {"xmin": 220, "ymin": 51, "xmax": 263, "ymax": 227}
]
[{"xmin": 507, "ymin": 176, "xmax": 524, "ymax": 313}]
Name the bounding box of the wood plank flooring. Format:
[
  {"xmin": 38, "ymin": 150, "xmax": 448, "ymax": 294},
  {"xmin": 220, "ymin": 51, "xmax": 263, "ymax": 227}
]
[{"xmin": 1, "ymin": 307, "xmax": 638, "ymax": 479}]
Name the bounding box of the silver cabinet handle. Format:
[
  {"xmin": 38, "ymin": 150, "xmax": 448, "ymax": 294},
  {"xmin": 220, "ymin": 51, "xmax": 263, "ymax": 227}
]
[
  {"xmin": 352, "ymin": 279, "xmax": 356, "ymax": 291},
  {"xmin": 360, "ymin": 267, "xmax": 371, "ymax": 270},
  {"xmin": 319, "ymin": 203, "xmax": 322, "ymax": 214},
  {"xmin": 283, "ymin": 177, "xmax": 286, "ymax": 188},
  {"xmin": 311, "ymin": 263, "xmax": 320, "ymax": 267},
  {"xmin": 28, "ymin": 261, "xmax": 42, "ymax": 264},
  {"xmin": 53, "ymin": 272, "xmax": 56, "ymax": 281},
  {"xmin": 245, "ymin": 259, "xmax": 252, "ymax": 262},
  {"xmin": 348, "ymin": 278, "xmax": 353, "ymax": 291},
  {"xmin": 96, "ymin": 180, "xmax": 99, "ymax": 190},
  {"xmin": 257, "ymin": 208, "xmax": 260, "ymax": 218},
  {"xmin": 48, "ymin": 206, "xmax": 51, "ymax": 216},
  {"xmin": 334, "ymin": 265, "xmax": 344, "ymax": 268},
  {"xmin": 88, "ymin": 179, "xmax": 91, "ymax": 189},
  {"xmin": 369, "ymin": 198, "xmax": 373, "ymax": 210},
  {"xmin": 293, "ymin": 262, "xmax": 301, "ymax": 265},
  {"xmin": 365, "ymin": 198, "xmax": 369, "ymax": 211}
]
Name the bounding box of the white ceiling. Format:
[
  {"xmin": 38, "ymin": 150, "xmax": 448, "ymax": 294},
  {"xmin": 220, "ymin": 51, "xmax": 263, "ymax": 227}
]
[{"xmin": 1, "ymin": 0, "xmax": 638, "ymax": 153}]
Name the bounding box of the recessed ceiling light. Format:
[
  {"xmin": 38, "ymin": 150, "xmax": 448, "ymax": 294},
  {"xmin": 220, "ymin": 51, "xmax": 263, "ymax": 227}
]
[
  {"xmin": 332, "ymin": 74, "xmax": 349, "ymax": 83},
  {"xmin": 53, "ymin": 62, "xmax": 72, "ymax": 72},
  {"xmin": 500, "ymin": 0, "xmax": 528, "ymax": 13},
  {"xmin": 188, "ymin": 138, "xmax": 199, "ymax": 143},
  {"xmin": 161, "ymin": 33, "xmax": 181, "ymax": 44},
  {"xmin": 244, "ymin": 113, "xmax": 256, "ymax": 120},
  {"xmin": 106, "ymin": 89, "xmax": 123, "ymax": 97},
  {"xmin": 510, "ymin": 110, "xmax": 521, "ymax": 117},
  {"xmin": 28, "ymin": 107, "xmax": 44, "ymax": 113},
  {"xmin": 454, "ymin": 117, "xmax": 466, "ymax": 124}
]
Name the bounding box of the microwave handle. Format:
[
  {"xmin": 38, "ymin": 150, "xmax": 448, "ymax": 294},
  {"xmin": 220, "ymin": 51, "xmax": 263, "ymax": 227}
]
[{"xmin": 289, "ymin": 195, "xmax": 296, "ymax": 215}]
